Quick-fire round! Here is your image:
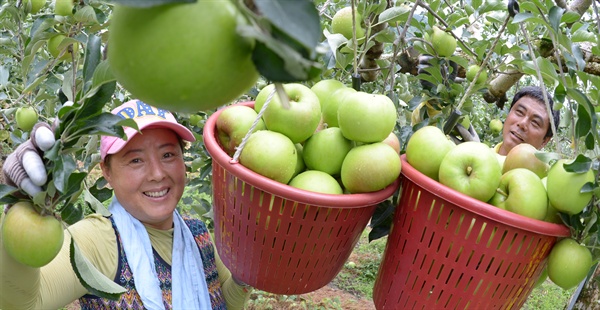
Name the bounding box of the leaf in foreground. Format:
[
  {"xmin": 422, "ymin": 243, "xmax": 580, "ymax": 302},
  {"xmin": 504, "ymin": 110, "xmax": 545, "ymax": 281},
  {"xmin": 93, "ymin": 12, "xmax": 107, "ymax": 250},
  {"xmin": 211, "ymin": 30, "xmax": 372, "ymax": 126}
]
[{"xmin": 70, "ymin": 240, "xmax": 125, "ymax": 300}]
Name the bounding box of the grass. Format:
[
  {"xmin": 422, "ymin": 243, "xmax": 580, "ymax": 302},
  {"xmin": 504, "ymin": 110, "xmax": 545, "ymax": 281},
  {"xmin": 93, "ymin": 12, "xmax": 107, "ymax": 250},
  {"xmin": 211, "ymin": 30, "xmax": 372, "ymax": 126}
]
[{"xmin": 523, "ymin": 281, "xmax": 575, "ymax": 309}]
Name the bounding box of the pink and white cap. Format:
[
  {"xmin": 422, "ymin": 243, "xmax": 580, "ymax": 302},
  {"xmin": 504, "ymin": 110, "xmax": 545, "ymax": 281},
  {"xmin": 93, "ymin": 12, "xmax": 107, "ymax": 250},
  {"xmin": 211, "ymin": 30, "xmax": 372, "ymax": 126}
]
[{"xmin": 100, "ymin": 100, "xmax": 195, "ymax": 160}]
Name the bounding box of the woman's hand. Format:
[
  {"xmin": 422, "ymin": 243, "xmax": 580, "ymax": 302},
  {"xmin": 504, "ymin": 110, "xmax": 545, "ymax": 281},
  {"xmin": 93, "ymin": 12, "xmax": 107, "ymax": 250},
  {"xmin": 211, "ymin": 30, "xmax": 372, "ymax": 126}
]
[{"xmin": 3, "ymin": 123, "xmax": 55, "ymax": 197}]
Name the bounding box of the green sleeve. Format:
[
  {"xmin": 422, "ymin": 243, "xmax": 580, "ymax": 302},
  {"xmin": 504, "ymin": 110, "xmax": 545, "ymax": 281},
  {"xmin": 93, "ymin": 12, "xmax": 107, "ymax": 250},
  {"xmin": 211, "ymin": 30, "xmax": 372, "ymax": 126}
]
[
  {"xmin": 0, "ymin": 214, "xmax": 118, "ymax": 309},
  {"xmin": 212, "ymin": 235, "xmax": 253, "ymax": 310}
]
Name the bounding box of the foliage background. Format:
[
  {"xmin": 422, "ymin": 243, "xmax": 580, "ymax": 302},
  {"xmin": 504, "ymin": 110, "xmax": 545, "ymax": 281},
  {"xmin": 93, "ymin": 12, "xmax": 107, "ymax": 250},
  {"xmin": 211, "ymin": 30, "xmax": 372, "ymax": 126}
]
[{"xmin": 1, "ymin": 0, "xmax": 600, "ymax": 307}]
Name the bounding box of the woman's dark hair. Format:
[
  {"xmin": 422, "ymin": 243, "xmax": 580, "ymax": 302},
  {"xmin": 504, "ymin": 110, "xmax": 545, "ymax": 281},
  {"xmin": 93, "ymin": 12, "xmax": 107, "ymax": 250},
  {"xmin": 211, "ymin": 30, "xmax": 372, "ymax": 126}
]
[{"xmin": 509, "ymin": 86, "xmax": 560, "ymax": 138}]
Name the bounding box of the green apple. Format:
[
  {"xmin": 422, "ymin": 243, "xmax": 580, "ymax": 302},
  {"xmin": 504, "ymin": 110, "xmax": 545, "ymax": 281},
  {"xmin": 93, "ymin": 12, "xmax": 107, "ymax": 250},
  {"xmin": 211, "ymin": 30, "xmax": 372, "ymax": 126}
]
[
  {"xmin": 406, "ymin": 126, "xmax": 455, "ymax": 181},
  {"xmin": 322, "ymin": 87, "xmax": 356, "ymax": 128},
  {"xmin": 1, "ymin": 201, "xmax": 64, "ymax": 267},
  {"xmin": 253, "ymin": 83, "xmax": 275, "ymax": 113},
  {"xmin": 544, "ymin": 201, "xmax": 563, "ymax": 224},
  {"xmin": 502, "ymin": 143, "xmax": 549, "ymax": 178},
  {"xmin": 465, "ymin": 64, "xmax": 488, "ymax": 84},
  {"xmin": 302, "ymin": 127, "xmax": 353, "ymax": 176},
  {"xmin": 311, "ymin": 79, "xmax": 346, "ymax": 105},
  {"xmin": 15, "ymin": 106, "xmax": 38, "ymax": 132},
  {"xmin": 24, "ymin": 0, "xmax": 46, "ymax": 13},
  {"xmin": 438, "ymin": 141, "xmax": 502, "ymax": 202},
  {"xmin": 54, "ymin": 0, "xmax": 74, "ymax": 16},
  {"xmin": 539, "ymin": 177, "xmax": 562, "ymax": 224},
  {"xmin": 534, "ymin": 267, "xmax": 548, "ymax": 288},
  {"xmin": 47, "ymin": 34, "xmax": 79, "ymax": 61},
  {"xmin": 490, "ymin": 119, "xmax": 503, "ymax": 134},
  {"xmin": 108, "ymin": 1, "xmax": 258, "ymax": 113},
  {"xmin": 239, "ymin": 130, "xmax": 297, "ymax": 184},
  {"xmin": 293, "ymin": 144, "xmax": 305, "ymax": 178},
  {"xmin": 337, "ymin": 92, "xmax": 397, "ymax": 143},
  {"xmin": 341, "ymin": 142, "xmax": 401, "ymax": 193},
  {"xmin": 288, "ymin": 170, "xmax": 343, "ymax": 194},
  {"xmin": 489, "ymin": 168, "xmax": 548, "ymax": 220},
  {"xmin": 547, "ymin": 238, "xmax": 593, "ymax": 290},
  {"xmin": 331, "ymin": 7, "xmax": 365, "ymax": 40},
  {"xmin": 429, "ymin": 26, "xmax": 456, "ymax": 57},
  {"xmin": 216, "ymin": 105, "xmax": 266, "ymax": 156},
  {"xmin": 546, "ymin": 159, "xmax": 595, "ymax": 215},
  {"xmin": 382, "ymin": 131, "xmax": 401, "ymax": 154},
  {"xmin": 255, "ymin": 83, "xmax": 322, "ymax": 144}
]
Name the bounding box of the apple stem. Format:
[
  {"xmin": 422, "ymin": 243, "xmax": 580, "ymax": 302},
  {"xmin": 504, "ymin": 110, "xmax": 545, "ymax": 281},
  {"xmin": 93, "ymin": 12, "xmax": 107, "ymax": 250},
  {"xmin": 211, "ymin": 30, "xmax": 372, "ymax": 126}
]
[
  {"xmin": 466, "ymin": 166, "xmax": 473, "ymax": 176},
  {"xmin": 496, "ymin": 188, "xmax": 508, "ymax": 197},
  {"xmin": 274, "ymin": 83, "xmax": 290, "ymax": 109}
]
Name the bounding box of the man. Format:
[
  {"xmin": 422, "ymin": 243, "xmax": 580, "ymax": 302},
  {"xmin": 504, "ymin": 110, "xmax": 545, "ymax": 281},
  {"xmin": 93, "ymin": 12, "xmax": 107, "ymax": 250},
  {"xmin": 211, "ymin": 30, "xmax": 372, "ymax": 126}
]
[{"xmin": 495, "ymin": 86, "xmax": 560, "ymax": 155}]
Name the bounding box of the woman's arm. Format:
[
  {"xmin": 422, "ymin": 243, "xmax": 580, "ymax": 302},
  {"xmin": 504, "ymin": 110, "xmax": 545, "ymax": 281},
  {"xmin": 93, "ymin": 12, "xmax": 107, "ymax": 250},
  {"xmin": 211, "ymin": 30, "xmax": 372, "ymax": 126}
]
[
  {"xmin": 212, "ymin": 237, "xmax": 253, "ymax": 310},
  {"xmin": 0, "ymin": 214, "xmax": 118, "ymax": 309}
]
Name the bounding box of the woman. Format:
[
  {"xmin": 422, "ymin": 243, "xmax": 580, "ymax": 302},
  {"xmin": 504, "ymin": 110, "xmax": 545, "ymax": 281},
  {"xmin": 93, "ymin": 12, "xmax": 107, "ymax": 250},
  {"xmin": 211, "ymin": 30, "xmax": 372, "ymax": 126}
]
[{"xmin": 1, "ymin": 100, "xmax": 252, "ymax": 309}]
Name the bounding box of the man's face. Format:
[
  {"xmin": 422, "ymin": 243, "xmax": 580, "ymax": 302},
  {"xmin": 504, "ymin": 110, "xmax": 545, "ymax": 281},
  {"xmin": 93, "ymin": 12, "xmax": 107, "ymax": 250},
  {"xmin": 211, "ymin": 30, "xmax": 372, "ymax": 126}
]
[{"xmin": 499, "ymin": 96, "xmax": 551, "ymax": 155}]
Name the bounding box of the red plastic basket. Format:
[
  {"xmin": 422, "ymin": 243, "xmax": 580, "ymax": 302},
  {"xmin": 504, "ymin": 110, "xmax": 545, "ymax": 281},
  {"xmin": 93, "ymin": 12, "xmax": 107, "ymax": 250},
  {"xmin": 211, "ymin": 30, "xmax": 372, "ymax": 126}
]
[
  {"xmin": 373, "ymin": 155, "xmax": 570, "ymax": 310},
  {"xmin": 203, "ymin": 102, "xmax": 400, "ymax": 295}
]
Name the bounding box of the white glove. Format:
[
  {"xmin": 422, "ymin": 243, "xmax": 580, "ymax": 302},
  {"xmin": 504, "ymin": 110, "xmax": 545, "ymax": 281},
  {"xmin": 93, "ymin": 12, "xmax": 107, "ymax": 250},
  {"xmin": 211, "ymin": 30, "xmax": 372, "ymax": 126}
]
[
  {"xmin": 3, "ymin": 123, "xmax": 55, "ymax": 197},
  {"xmin": 449, "ymin": 123, "xmax": 480, "ymax": 144}
]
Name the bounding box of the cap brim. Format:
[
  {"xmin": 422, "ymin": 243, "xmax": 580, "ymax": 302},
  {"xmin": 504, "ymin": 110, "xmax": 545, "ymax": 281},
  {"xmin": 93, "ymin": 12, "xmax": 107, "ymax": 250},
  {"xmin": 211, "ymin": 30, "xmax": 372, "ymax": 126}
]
[{"xmin": 103, "ymin": 121, "xmax": 195, "ymax": 158}]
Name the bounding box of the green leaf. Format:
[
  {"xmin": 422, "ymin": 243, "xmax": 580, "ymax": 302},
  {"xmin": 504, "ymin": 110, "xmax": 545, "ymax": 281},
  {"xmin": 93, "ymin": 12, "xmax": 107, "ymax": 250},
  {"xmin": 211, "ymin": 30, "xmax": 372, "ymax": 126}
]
[
  {"xmin": 73, "ymin": 113, "xmax": 135, "ymax": 137},
  {"xmin": 70, "ymin": 240, "xmax": 126, "ymax": 300},
  {"xmin": 53, "ymin": 155, "xmax": 77, "ymax": 193},
  {"xmin": 479, "ymin": 0, "xmax": 505, "ymax": 14},
  {"xmin": 0, "ymin": 184, "xmax": 19, "ymax": 204},
  {"xmin": 575, "ymin": 107, "xmax": 591, "ymax": 140},
  {"xmin": 572, "ymin": 27, "xmax": 596, "ymax": 43},
  {"xmin": 253, "ymin": 0, "xmax": 320, "ymax": 53},
  {"xmin": 21, "ymin": 74, "xmax": 46, "ymax": 95},
  {"xmin": 580, "ymin": 182, "xmax": 595, "ymax": 194},
  {"xmin": 81, "ymin": 80, "xmax": 116, "ymax": 116},
  {"xmin": 103, "ymin": 0, "xmax": 195, "ymax": 8},
  {"xmin": 74, "ymin": 5, "xmax": 99, "ymax": 24},
  {"xmin": 469, "ymin": 0, "xmax": 481, "ymax": 11},
  {"xmin": 561, "ymin": 11, "xmax": 581, "ymax": 24},
  {"xmin": 571, "ymin": 44, "xmax": 586, "ymax": 72},
  {"xmin": 378, "ymin": 6, "xmax": 410, "ymax": 25},
  {"xmin": 585, "ymin": 133, "xmax": 595, "ymax": 150},
  {"xmin": 535, "ymin": 151, "xmax": 562, "ymax": 165},
  {"xmin": 248, "ymin": 33, "xmax": 321, "ymax": 83},
  {"xmin": 522, "ymin": 58, "xmax": 557, "ymax": 85},
  {"xmin": 60, "ymin": 203, "xmax": 85, "ymax": 225},
  {"xmin": 512, "ymin": 12, "xmax": 534, "ymax": 24},
  {"xmin": 83, "ymin": 188, "xmax": 111, "ymax": 216},
  {"xmin": 568, "ymin": 88, "xmax": 598, "ymax": 145},
  {"xmin": 83, "ymin": 35, "xmax": 102, "ymax": 84},
  {"xmin": 61, "ymin": 172, "xmax": 87, "ymax": 199},
  {"xmin": 563, "ymin": 154, "xmax": 592, "ymax": 173},
  {"xmin": 548, "ymin": 6, "xmax": 563, "ymax": 32}
]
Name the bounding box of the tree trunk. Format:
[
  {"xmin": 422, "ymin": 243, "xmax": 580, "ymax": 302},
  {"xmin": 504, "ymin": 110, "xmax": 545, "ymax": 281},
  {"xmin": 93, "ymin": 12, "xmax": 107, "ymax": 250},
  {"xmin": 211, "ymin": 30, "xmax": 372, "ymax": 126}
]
[{"xmin": 569, "ymin": 263, "xmax": 600, "ymax": 310}]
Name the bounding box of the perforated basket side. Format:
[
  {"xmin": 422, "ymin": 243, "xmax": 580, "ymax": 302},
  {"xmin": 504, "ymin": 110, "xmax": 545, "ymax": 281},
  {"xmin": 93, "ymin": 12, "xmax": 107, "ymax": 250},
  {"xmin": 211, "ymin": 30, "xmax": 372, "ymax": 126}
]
[
  {"xmin": 212, "ymin": 159, "xmax": 377, "ymax": 294},
  {"xmin": 373, "ymin": 156, "xmax": 570, "ymax": 310}
]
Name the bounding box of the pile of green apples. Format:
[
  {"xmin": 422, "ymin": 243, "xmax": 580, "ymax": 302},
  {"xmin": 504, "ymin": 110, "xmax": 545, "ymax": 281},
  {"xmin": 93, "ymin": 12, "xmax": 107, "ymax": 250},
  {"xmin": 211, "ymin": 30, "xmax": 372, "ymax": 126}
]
[
  {"xmin": 406, "ymin": 125, "xmax": 595, "ymax": 221},
  {"xmin": 405, "ymin": 125, "xmax": 595, "ymax": 290},
  {"xmin": 215, "ymin": 80, "xmax": 402, "ymax": 195}
]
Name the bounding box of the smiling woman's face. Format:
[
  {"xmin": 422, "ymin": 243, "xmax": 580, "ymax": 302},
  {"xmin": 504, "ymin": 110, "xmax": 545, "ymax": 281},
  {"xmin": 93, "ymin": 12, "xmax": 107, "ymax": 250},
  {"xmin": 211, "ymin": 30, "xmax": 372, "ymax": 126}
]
[
  {"xmin": 498, "ymin": 96, "xmax": 551, "ymax": 156},
  {"xmin": 100, "ymin": 128, "xmax": 186, "ymax": 230}
]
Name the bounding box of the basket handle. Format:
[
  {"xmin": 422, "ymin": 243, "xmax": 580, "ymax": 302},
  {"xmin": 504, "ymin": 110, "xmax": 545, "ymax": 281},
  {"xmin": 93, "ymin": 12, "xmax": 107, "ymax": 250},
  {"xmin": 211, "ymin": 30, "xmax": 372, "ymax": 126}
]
[{"xmin": 230, "ymin": 87, "xmax": 277, "ymax": 163}]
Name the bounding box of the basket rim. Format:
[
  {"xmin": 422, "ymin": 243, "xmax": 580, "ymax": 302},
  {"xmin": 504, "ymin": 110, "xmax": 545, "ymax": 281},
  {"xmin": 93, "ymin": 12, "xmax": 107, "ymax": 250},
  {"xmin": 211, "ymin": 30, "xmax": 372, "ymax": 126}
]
[
  {"xmin": 400, "ymin": 154, "xmax": 571, "ymax": 237},
  {"xmin": 203, "ymin": 101, "xmax": 400, "ymax": 208}
]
